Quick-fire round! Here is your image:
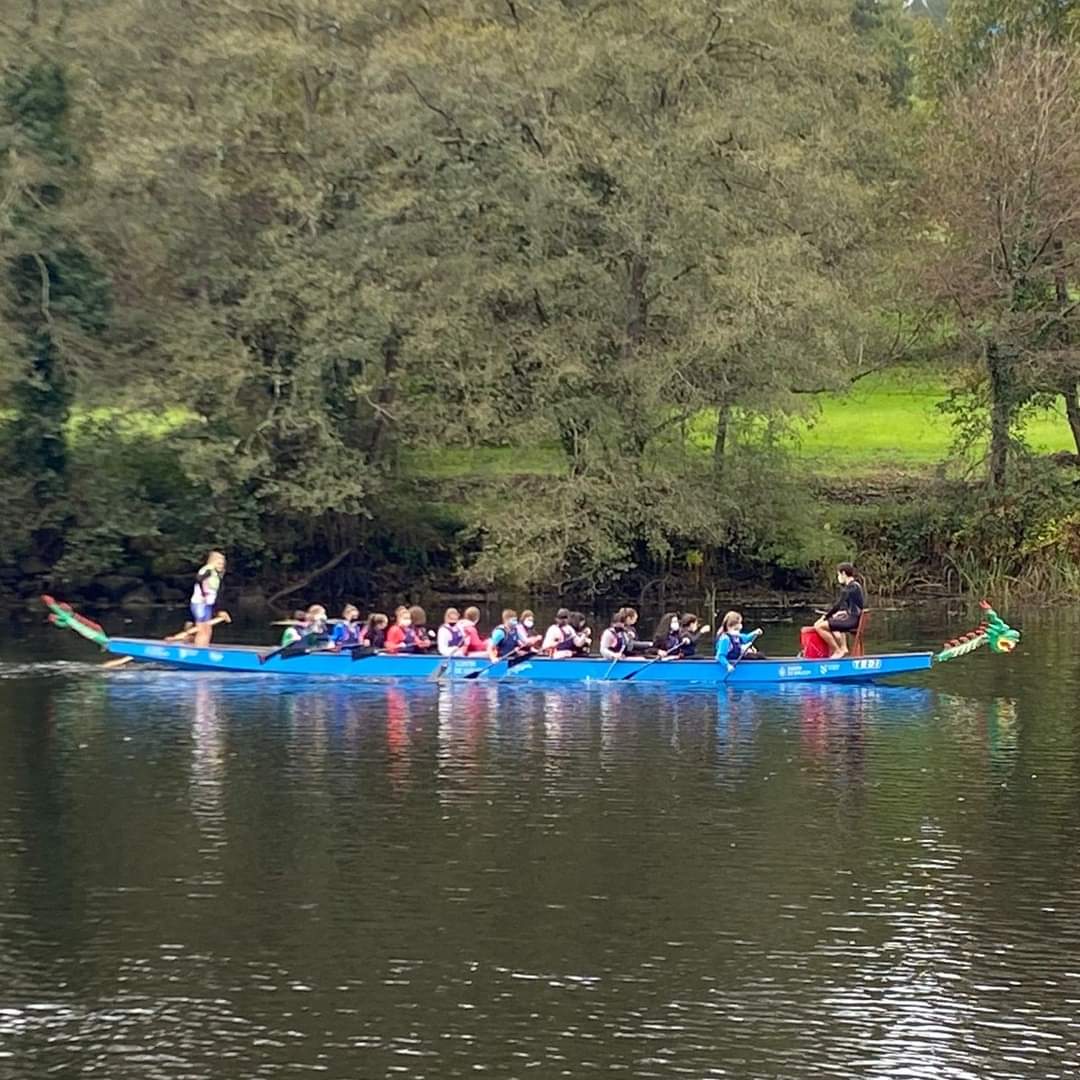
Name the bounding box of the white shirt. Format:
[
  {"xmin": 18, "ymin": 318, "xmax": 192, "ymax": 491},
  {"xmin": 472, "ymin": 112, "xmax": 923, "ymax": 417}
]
[
  {"xmin": 599, "ymin": 627, "xmax": 625, "ymax": 660},
  {"xmin": 437, "ymin": 625, "xmax": 467, "ymax": 657},
  {"xmin": 542, "ymin": 623, "xmax": 576, "ymax": 656}
]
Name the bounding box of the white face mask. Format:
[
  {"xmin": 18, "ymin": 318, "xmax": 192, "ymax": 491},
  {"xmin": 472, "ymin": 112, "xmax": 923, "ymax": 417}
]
[
  {"xmin": 523, "ymin": 618, "xmax": 534, "ymax": 629},
  {"xmin": 670, "ymin": 619, "xmax": 679, "ymax": 631}
]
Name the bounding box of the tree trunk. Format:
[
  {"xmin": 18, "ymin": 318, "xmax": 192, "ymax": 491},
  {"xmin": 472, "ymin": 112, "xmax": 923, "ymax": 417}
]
[
  {"xmin": 367, "ymin": 327, "xmax": 400, "ymax": 459},
  {"xmin": 621, "ymin": 253, "xmax": 648, "ymax": 362},
  {"xmin": 986, "ymin": 341, "xmax": 1012, "ymax": 491},
  {"xmin": 713, "ymin": 400, "xmax": 730, "ymax": 477},
  {"xmin": 1063, "ymin": 382, "xmax": 1080, "ymax": 456},
  {"xmin": 557, "ymin": 415, "xmax": 590, "ymax": 477},
  {"xmin": 1051, "ymin": 240, "xmax": 1080, "ymax": 457}
]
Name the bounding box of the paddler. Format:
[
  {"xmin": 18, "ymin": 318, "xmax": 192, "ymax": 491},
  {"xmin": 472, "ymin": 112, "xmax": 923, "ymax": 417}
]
[
  {"xmin": 542, "ymin": 608, "xmax": 577, "ymax": 657},
  {"xmin": 385, "ymin": 605, "xmax": 430, "ymax": 653},
  {"xmin": 280, "ymin": 605, "xmax": 329, "ymax": 650},
  {"xmin": 568, "ymin": 611, "xmax": 592, "ymax": 656},
  {"xmin": 280, "ymin": 609, "xmax": 309, "ymax": 647},
  {"xmin": 330, "ymin": 604, "xmax": 363, "ymax": 648},
  {"xmin": 305, "ymin": 604, "xmax": 330, "ymax": 644},
  {"xmin": 516, "ymin": 609, "xmax": 543, "ymax": 653},
  {"xmin": 715, "ymin": 611, "xmax": 765, "ymax": 665},
  {"xmin": 360, "ymin": 612, "xmax": 389, "ymax": 649},
  {"xmin": 190, "ymin": 550, "xmax": 226, "ymax": 647},
  {"xmin": 667, "ymin": 612, "xmax": 710, "ymax": 659},
  {"xmin": 652, "ymin": 612, "xmax": 681, "ymax": 655},
  {"xmin": 460, "ymin": 606, "xmax": 487, "ymax": 655},
  {"xmin": 813, "ymin": 562, "xmax": 865, "ymax": 659},
  {"xmin": 487, "ymin": 609, "xmax": 521, "ymax": 662},
  {"xmin": 599, "ymin": 609, "xmax": 632, "ymax": 661},
  {"xmin": 437, "ymin": 608, "xmax": 469, "ymax": 656},
  {"xmin": 409, "ymin": 605, "xmax": 435, "ymax": 649}
]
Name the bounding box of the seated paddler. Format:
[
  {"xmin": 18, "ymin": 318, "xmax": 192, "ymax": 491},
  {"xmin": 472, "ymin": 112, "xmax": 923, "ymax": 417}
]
[
  {"xmin": 280, "ymin": 609, "xmax": 309, "ymax": 648},
  {"xmin": 715, "ymin": 611, "xmax": 765, "ymax": 666},
  {"xmin": 385, "ymin": 606, "xmax": 430, "ymax": 653},
  {"xmin": 670, "ymin": 613, "xmax": 710, "ymax": 658},
  {"xmin": 813, "ymin": 562, "xmax": 865, "ymax": 659},
  {"xmin": 438, "ymin": 608, "xmax": 469, "ymax": 656},
  {"xmin": 487, "ymin": 610, "xmax": 521, "ymax": 662},
  {"xmin": 330, "ymin": 604, "xmax": 363, "ymax": 648},
  {"xmin": 599, "ymin": 609, "xmax": 633, "ymax": 660},
  {"xmin": 542, "ymin": 608, "xmax": 577, "ymax": 657}
]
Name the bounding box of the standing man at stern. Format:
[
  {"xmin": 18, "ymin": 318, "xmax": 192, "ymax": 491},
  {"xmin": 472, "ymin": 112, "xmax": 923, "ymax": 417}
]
[{"xmin": 190, "ymin": 550, "xmax": 226, "ymax": 647}]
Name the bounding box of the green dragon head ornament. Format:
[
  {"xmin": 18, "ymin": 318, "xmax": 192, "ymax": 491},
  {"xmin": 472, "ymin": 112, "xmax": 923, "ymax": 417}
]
[
  {"xmin": 935, "ymin": 600, "xmax": 1020, "ymax": 664},
  {"xmin": 41, "ymin": 595, "xmax": 110, "ymax": 649}
]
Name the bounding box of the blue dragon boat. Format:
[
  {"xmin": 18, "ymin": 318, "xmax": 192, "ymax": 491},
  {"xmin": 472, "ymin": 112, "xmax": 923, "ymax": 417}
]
[
  {"xmin": 99, "ymin": 637, "xmax": 935, "ymax": 684},
  {"xmin": 42, "ymin": 597, "xmax": 1021, "ymax": 687}
]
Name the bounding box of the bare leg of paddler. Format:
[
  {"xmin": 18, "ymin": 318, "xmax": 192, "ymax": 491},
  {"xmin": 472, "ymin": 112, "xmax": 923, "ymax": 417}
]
[{"xmin": 813, "ymin": 617, "xmax": 838, "ymax": 655}]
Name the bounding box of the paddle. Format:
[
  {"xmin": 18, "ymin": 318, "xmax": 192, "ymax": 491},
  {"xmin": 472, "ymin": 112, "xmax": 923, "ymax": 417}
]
[
  {"xmin": 622, "ymin": 651, "xmax": 671, "ymax": 681},
  {"xmin": 619, "ymin": 627, "xmax": 706, "ymax": 680},
  {"xmin": 259, "ymin": 634, "xmax": 333, "ymax": 665},
  {"xmin": 602, "ymin": 652, "xmax": 626, "ymax": 680},
  {"xmin": 622, "ymin": 623, "xmax": 702, "ymax": 680},
  {"xmin": 103, "ymin": 611, "xmax": 232, "ymax": 669},
  {"xmin": 465, "ymin": 645, "xmax": 528, "ymax": 680},
  {"xmin": 720, "ymin": 629, "xmax": 762, "ymax": 680}
]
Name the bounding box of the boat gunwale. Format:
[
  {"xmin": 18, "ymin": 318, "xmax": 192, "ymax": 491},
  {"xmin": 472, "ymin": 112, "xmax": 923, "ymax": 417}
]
[{"xmin": 105, "ymin": 637, "xmax": 933, "ymax": 665}]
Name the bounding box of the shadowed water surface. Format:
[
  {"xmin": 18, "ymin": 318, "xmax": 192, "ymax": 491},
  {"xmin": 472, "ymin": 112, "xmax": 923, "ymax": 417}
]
[{"xmin": 2, "ymin": 605, "xmax": 1080, "ymax": 1078}]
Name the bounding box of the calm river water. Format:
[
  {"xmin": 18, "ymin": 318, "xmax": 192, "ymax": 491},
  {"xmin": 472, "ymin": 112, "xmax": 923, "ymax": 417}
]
[{"xmin": 2, "ymin": 603, "xmax": 1079, "ymax": 1079}]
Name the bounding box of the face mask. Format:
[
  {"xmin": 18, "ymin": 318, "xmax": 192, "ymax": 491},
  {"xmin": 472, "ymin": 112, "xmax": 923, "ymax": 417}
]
[
  {"xmin": 523, "ymin": 618, "xmax": 534, "ymax": 629},
  {"xmin": 670, "ymin": 619, "xmax": 679, "ymax": 631},
  {"xmin": 508, "ymin": 618, "xmax": 518, "ymax": 628}
]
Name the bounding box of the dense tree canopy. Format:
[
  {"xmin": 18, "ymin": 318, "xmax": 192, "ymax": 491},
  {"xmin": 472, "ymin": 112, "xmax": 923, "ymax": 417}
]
[{"xmin": 1, "ymin": 0, "xmax": 1078, "ymax": 600}]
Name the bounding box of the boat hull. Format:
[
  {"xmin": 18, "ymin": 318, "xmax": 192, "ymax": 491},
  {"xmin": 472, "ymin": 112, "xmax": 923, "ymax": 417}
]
[{"xmin": 104, "ymin": 638, "xmax": 934, "ymax": 685}]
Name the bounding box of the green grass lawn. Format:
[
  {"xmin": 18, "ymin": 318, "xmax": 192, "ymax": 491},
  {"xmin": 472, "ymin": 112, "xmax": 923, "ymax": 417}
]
[
  {"xmin": 9, "ymin": 370, "xmax": 1075, "ymax": 481},
  {"xmin": 407, "ymin": 369, "xmax": 1076, "ymax": 481},
  {"xmin": 791, "ymin": 370, "xmax": 1074, "ymax": 473}
]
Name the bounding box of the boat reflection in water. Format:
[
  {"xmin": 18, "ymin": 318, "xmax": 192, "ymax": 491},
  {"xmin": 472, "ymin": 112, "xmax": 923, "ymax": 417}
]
[{"xmin": 94, "ymin": 673, "xmax": 957, "ymax": 815}]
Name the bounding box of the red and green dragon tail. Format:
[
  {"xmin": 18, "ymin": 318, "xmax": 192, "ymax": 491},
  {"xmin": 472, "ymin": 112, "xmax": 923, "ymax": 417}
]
[
  {"xmin": 935, "ymin": 600, "xmax": 1020, "ymax": 664},
  {"xmin": 41, "ymin": 595, "xmax": 110, "ymax": 649}
]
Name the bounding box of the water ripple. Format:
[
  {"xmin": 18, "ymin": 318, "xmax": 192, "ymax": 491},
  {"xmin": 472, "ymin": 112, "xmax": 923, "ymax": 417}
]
[{"xmin": 3, "ymin": 608, "xmax": 1080, "ymax": 1077}]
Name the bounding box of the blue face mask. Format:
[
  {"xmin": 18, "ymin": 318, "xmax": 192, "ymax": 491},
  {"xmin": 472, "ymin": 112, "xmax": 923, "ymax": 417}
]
[{"xmin": 508, "ymin": 618, "xmax": 518, "ymax": 628}]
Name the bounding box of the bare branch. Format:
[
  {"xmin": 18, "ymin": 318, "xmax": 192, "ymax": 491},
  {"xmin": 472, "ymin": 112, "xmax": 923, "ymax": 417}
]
[{"xmin": 32, "ymin": 252, "xmax": 53, "ymax": 329}]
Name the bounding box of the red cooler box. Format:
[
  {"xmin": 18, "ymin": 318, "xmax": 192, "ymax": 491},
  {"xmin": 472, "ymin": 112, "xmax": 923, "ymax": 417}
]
[{"xmin": 800, "ymin": 627, "xmax": 830, "ymax": 659}]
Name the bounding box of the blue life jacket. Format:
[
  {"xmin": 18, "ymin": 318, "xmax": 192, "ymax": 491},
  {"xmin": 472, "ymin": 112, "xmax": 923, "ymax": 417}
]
[
  {"xmin": 332, "ymin": 621, "xmax": 362, "ymax": 646},
  {"xmin": 441, "ymin": 623, "xmax": 465, "ymax": 648},
  {"xmin": 717, "ymin": 632, "xmax": 741, "ymax": 663},
  {"xmin": 493, "ymin": 625, "xmax": 518, "ymax": 657}
]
